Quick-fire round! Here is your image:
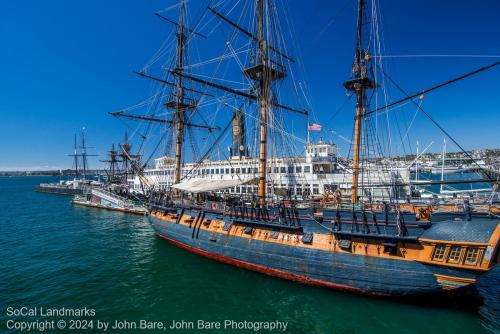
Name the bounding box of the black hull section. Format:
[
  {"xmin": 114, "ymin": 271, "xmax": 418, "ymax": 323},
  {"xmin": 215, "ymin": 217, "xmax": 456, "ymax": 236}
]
[{"xmin": 36, "ymin": 186, "xmax": 84, "ymax": 196}]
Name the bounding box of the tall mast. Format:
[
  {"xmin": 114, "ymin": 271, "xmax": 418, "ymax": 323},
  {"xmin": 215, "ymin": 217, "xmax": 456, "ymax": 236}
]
[
  {"xmin": 257, "ymin": 0, "xmax": 270, "ymax": 207},
  {"xmin": 123, "ymin": 132, "xmax": 129, "ymax": 180},
  {"xmin": 111, "ymin": 144, "xmax": 116, "ymax": 181},
  {"xmin": 73, "ymin": 134, "xmax": 79, "ymax": 179},
  {"xmin": 344, "ymin": 0, "xmax": 375, "ymax": 205},
  {"xmin": 81, "ymin": 128, "xmax": 88, "ymax": 180},
  {"xmin": 440, "ymin": 138, "xmax": 446, "ymax": 193},
  {"xmin": 174, "ymin": 0, "xmax": 186, "ymax": 185}
]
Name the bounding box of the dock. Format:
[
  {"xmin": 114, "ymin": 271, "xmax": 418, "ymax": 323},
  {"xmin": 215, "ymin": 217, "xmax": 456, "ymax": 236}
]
[{"xmin": 72, "ymin": 188, "xmax": 147, "ymax": 215}]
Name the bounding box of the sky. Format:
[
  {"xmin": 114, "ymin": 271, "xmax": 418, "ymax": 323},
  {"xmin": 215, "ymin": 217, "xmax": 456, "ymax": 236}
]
[{"xmin": 1, "ymin": 0, "xmax": 499, "ymax": 171}]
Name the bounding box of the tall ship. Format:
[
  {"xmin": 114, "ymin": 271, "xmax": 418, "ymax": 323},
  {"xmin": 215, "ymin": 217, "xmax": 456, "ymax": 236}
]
[
  {"xmin": 71, "ymin": 133, "xmax": 148, "ymax": 215},
  {"xmin": 114, "ymin": 0, "xmax": 500, "ymax": 296},
  {"xmin": 37, "ymin": 129, "xmax": 101, "ymax": 195}
]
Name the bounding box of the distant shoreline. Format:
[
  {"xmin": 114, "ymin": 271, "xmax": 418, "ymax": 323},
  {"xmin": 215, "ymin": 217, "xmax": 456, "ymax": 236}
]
[{"xmin": 0, "ymin": 170, "xmax": 104, "ymax": 177}]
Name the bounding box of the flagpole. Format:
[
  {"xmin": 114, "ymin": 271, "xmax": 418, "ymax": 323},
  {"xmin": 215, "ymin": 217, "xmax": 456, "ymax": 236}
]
[{"xmin": 307, "ymin": 122, "xmax": 310, "ymax": 145}]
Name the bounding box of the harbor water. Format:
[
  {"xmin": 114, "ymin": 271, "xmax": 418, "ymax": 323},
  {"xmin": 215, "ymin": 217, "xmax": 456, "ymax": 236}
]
[{"xmin": 1, "ymin": 176, "xmax": 499, "ymax": 333}]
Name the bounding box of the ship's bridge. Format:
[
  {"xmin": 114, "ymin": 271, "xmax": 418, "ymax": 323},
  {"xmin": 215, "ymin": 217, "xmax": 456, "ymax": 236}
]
[
  {"xmin": 155, "ymin": 156, "xmax": 175, "ymax": 169},
  {"xmin": 305, "ymin": 141, "xmax": 337, "ymax": 163}
]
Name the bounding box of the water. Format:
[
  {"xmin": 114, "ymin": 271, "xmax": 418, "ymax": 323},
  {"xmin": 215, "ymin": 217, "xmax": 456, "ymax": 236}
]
[
  {"xmin": 1, "ymin": 176, "xmax": 499, "ymax": 334},
  {"xmin": 413, "ymin": 171, "xmax": 493, "ymax": 196}
]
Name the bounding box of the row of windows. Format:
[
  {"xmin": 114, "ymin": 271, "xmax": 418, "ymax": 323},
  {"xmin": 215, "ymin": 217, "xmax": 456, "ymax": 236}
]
[
  {"xmin": 307, "ymin": 147, "xmax": 331, "ymax": 154},
  {"xmin": 226, "ymin": 185, "xmax": 320, "ymax": 195},
  {"xmin": 144, "ymin": 184, "xmax": 322, "ymax": 195},
  {"xmin": 432, "ymin": 244, "xmax": 482, "ymax": 265},
  {"xmin": 198, "ymin": 165, "xmax": 312, "ymax": 175},
  {"xmin": 146, "ymin": 165, "xmax": 313, "ymax": 176}
]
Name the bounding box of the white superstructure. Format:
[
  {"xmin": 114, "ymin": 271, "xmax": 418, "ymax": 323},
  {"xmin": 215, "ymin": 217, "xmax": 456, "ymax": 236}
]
[{"xmin": 129, "ymin": 141, "xmax": 410, "ymax": 201}]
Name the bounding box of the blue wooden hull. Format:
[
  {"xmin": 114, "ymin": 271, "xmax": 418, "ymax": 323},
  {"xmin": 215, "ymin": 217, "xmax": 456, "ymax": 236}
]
[{"xmin": 148, "ymin": 214, "xmax": 481, "ymax": 296}]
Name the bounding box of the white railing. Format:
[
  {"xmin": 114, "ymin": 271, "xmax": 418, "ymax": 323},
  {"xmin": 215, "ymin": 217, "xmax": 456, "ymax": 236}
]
[{"xmin": 91, "ymin": 188, "xmax": 131, "ymax": 207}]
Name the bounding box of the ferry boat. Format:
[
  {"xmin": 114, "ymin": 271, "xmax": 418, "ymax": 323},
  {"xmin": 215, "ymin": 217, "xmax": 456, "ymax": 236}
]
[
  {"xmin": 128, "ymin": 140, "xmax": 410, "ymax": 201},
  {"xmin": 113, "ymin": 0, "xmax": 500, "ymax": 297}
]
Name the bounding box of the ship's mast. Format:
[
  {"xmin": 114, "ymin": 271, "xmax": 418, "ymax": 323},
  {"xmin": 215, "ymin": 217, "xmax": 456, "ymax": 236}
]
[
  {"xmin": 110, "ymin": 144, "xmax": 116, "ymax": 182},
  {"xmin": 207, "ymin": 0, "xmax": 292, "ymax": 206},
  {"xmin": 351, "ymin": 0, "xmax": 364, "ymax": 205},
  {"xmin": 73, "ymin": 134, "xmax": 79, "ymax": 179},
  {"xmin": 257, "ymin": 0, "xmax": 269, "ymax": 207},
  {"xmin": 100, "ymin": 143, "xmax": 120, "ymax": 184},
  {"xmin": 174, "ymin": 0, "xmax": 186, "ymax": 185},
  {"xmin": 111, "ymin": 0, "xmax": 217, "ymax": 192},
  {"xmin": 81, "ymin": 129, "xmax": 88, "ymax": 180},
  {"xmin": 344, "ymin": 0, "xmax": 375, "ymax": 205}
]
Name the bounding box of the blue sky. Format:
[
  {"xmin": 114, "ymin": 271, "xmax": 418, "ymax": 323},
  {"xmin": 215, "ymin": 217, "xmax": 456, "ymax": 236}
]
[{"xmin": 1, "ymin": 0, "xmax": 499, "ymax": 170}]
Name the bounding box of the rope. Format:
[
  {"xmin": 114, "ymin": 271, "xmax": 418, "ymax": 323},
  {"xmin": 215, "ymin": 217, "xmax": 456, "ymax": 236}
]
[
  {"xmin": 377, "ymin": 66, "xmax": 497, "ymax": 181},
  {"xmin": 306, "ymin": 214, "xmax": 334, "ymax": 233},
  {"xmin": 366, "ymin": 60, "xmax": 500, "ymax": 116},
  {"xmin": 375, "ymin": 54, "xmax": 500, "ymax": 59}
]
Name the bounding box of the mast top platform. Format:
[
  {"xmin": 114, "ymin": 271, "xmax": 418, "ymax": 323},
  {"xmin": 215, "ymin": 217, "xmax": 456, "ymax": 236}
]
[
  {"xmin": 243, "ymin": 63, "xmax": 286, "ymax": 81},
  {"xmin": 343, "ymin": 77, "xmax": 376, "ymax": 91},
  {"xmin": 164, "ymin": 100, "xmax": 196, "ymax": 110}
]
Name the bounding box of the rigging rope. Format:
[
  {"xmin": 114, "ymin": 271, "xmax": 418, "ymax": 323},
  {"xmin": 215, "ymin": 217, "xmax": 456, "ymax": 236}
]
[
  {"xmin": 375, "ymin": 54, "xmax": 500, "ymax": 59},
  {"xmin": 366, "ymin": 60, "xmax": 500, "ymax": 116},
  {"xmin": 377, "ymin": 66, "xmax": 497, "ymax": 182}
]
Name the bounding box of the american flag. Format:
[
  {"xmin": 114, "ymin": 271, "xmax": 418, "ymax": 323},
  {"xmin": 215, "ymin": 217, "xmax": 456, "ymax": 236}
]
[{"xmin": 307, "ymin": 123, "xmax": 322, "ymax": 131}]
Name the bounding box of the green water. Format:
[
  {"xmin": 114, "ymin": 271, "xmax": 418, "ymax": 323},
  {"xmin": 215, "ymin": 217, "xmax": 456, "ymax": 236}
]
[{"xmin": 1, "ymin": 176, "xmax": 499, "ymax": 333}]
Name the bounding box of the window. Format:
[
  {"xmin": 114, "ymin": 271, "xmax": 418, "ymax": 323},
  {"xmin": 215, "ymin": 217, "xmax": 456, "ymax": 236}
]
[
  {"xmin": 225, "ymin": 168, "xmax": 229, "ymax": 174},
  {"xmin": 448, "ymin": 246, "xmax": 462, "ymax": 263},
  {"xmin": 304, "ymin": 166, "xmax": 311, "ymax": 173},
  {"xmin": 295, "ymin": 166, "xmax": 302, "ymax": 173},
  {"xmin": 231, "ymin": 168, "xmax": 234, "ymax": 174},
  {"xmin": 274, "ymin": 167, "xmax": 279, "ymax": 173},
  {"xmin": 304, "ymin": 185, "xmax": 311, "ymax": 196},
  {"xmin": 216, "ymin": 169, "xmax": 219, "ymax": 174},
  {"xmin": 433, "ymin": 244, "xmax": 446, "ymax": 261},
  {"xmin": 313, "ymin": 184, "xmax": 319, "ymax": 195},
  {"xmin": 296, "ymin": 185, "xmax": 303, "ymax": 195},
  {"xmin": 465, "ymin": 247, "xmax": 480, "ymax": 265},
  {"xmin": 236, "ymin": 168, "xmax": 240, "ymax": 174},
  {"xmin": 280, "ymin": 167, "xmax": 286, "ymax": 173}
]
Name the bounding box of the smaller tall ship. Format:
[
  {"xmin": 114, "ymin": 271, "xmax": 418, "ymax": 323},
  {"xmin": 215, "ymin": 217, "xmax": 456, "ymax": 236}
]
[
  {"xmin": 37, "ymin": 129, "xmax": 101, "ymax": 195},
  {"xmin": 113, "ymin": 0, "xmax": 500, "ymax": 297},
  {"xmin": 72, "ymin": 133, "xmax": 148, "ymax": 215}
]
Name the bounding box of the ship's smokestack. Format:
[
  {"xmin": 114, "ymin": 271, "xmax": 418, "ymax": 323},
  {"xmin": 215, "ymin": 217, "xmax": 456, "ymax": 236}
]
[{"xmin": 231, "ymin": 110, "xmax": 246, "ymax": 158}]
